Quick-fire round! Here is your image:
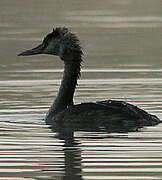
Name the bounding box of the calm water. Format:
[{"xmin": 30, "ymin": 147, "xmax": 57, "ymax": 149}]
[{"xmin": 0, "ymin": 0, "xmax": 162, "ymax": 179}]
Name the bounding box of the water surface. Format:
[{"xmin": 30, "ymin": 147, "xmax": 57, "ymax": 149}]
[{"xmin": 0, "ymin": 0, "xmax": 162, "ymax": 179}]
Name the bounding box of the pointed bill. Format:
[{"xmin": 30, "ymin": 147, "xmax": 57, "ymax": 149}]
[{"xmin": 18, "ymin": 43, "xmax": 44, "ymax": 56}]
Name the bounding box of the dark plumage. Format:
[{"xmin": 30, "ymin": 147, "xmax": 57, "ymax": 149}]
[{"xmin": 18, "ymin": 27, "xmax": 161, "ymax": 129}]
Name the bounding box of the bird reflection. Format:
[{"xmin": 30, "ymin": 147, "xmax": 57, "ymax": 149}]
[
  {"xmin": 51, "ymin": 121, "xmax": 139, "ymax": 180},
  {"xmin": 53, "ymin": 126, "xmax": 83, "ymax": 180}
]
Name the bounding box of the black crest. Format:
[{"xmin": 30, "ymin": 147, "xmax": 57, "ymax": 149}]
[
  {"xmin": 54, "ymin": 27, "xmax": 69, "ymax": 37},
  {"xmin": 43, "ymin": 27, "xmax": 69, "ymax": 43}
]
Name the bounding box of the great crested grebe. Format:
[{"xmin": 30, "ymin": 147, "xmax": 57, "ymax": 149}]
[{"xmin": 18, "ymin": 27, "xmax": 161, "ymax": 128}]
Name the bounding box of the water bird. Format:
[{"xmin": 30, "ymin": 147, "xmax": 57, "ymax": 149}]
[{"xmin": 18, "ymin": 27, "xmax": 161, "ymax": 128}]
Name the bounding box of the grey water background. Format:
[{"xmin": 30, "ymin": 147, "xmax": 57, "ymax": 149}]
[{"xmin": 0, "ymin": 0, "xmax": 162, "ymax": 179}]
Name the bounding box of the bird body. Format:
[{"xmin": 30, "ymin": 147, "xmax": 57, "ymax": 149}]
[
  {"xmin": 50, "ymin": 100, "xmax": 160, "ymax": 127},
  {"xmin": 18, "ymin": 27, "xmax": 161, "ymax": 128}
]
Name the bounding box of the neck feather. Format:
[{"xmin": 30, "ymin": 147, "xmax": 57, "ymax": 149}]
[
  {"xmin": 45, "ymin": 54, "xmax": 82, "ymax": 125},
  {"xmin": 55, "ymin": 61, "xmax": 81, "ymax": 110}
]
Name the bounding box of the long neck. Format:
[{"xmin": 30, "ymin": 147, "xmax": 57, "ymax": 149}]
[
  {"xmin": 54, "ymin": 62, "xmax": 81, "ymax": 110},
  {"xmin": 45, "ymin": 57, "xmax": 81, "ymax": 124}
]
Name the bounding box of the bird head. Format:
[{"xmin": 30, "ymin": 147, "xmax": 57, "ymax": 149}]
[{"xmin": 18, "ymin": 27, "xmax": 82, "ymax": 62}]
